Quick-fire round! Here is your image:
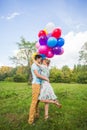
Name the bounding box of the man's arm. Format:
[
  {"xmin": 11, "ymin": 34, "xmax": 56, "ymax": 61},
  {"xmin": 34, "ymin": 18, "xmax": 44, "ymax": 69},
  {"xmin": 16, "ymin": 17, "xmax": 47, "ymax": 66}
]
[{"xmin": 34, "ymin": 70, "xmax": 49, "ymax": 81}]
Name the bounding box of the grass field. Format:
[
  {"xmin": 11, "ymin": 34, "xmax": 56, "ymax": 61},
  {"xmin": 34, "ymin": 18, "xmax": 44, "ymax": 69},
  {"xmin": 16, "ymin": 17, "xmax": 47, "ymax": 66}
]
[{"xmin": 0, "ymin": 82, "xmax": 87, "ymax": 130}]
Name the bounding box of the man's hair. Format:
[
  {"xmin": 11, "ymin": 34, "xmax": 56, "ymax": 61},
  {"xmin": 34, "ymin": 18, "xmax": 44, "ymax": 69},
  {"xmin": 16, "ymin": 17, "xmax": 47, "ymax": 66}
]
[{"xmin": 34, "ymin": 54, "xmax": 42, "ymax": 60}]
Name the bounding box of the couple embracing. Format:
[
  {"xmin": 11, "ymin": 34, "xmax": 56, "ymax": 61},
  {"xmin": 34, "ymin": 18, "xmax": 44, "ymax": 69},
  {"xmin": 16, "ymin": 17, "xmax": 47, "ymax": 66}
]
[{"xmin": 28, "ymin": 54, "xmax": 62, "ymax": 124}]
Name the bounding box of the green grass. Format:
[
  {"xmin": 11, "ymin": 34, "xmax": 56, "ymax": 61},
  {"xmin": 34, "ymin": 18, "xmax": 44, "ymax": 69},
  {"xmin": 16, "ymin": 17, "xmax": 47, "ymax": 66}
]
[{"xmin": 0, "ymin": 82, "xmax": 87, "ymax": 130}]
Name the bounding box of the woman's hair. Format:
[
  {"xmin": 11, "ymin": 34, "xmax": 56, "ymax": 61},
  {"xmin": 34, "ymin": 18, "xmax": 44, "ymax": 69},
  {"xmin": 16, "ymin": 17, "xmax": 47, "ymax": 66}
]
[{"xmin": 46, "ymin": 59, "xmax": 50, "ymax": 66}]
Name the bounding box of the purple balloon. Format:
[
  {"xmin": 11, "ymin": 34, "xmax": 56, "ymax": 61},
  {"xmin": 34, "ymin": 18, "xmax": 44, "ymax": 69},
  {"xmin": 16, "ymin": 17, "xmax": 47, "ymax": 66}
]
[
  {"xmin": 39, "ymin": 36, "xmax": 47, "ymax": 45},
  {"xmin": 58, "ymin": 48, "xmax": 64, "ymax": 55},
  {"xmin": 53, "ymin": 47, "xmax": 62, "ymax": 55}
]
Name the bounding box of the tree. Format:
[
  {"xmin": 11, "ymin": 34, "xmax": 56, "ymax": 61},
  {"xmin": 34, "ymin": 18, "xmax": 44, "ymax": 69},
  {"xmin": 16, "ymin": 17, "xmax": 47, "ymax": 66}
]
[
  {"xmin": 50, "ymin": 67, "xmax": 62, "ymax": 83},
  {"xmin": 61, "ymin": 65, "xmax": 71, "ymax": 83},
  {"xmin": 77, "ymin": 71, "xmax": 87, "ymax": 84},
  {"xmin": 10, "ymin": 37, "xmax": 36, "ymax": 84},
  {"xmin": 72, "ymin": 64, "xmax": 87, "ymax": 83},
  {"xmin": 79, "ymin": 42, "xmax": 87, "ymax": 65},
  {"xmin": 0, "ymin": 66, "xmax": 13, "ymax": 81},
  {"xmin": 71, "ymin": 65, "xmax": 78, "ymax": 83},
  {"xmin": 76, "ymin": 64, "xmax": 87, "ymax": 84}
]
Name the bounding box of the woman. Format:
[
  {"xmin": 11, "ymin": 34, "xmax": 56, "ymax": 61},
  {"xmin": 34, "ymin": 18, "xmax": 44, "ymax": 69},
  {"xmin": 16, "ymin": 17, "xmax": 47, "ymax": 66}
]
[{"xmin": 35, "ymin": 58, "xmax": 62, "ymax": 119}]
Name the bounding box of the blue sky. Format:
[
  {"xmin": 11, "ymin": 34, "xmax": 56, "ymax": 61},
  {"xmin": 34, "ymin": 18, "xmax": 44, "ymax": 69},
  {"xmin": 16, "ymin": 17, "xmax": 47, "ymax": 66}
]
[{"xmin": 0, "ymin": 0, "xmax": 87, "ymax": 67}]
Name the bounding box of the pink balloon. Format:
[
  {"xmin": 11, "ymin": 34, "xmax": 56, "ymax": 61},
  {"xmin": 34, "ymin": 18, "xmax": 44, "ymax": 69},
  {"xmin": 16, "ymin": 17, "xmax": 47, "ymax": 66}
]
[
  {"xmin": 38, "ymin": 45, "xmax": 48, "ymax": 55},
  {"xmin": 36, "ymin": 42, "xmax": 40, "ymax": 49},
  {"xmin": 46, "ymin": 50, "xmax": 54, "ymax": 58}
]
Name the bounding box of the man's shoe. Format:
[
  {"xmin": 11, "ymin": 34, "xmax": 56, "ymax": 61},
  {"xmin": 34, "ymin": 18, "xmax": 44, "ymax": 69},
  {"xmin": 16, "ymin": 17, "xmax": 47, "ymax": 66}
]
[
  {"xmin": 35, "ymin": 113, "xmax": 39, "ymax": 119},
  {"xmin": 28, "ymin": 120, "xmax": 34, "ymax": 125}
]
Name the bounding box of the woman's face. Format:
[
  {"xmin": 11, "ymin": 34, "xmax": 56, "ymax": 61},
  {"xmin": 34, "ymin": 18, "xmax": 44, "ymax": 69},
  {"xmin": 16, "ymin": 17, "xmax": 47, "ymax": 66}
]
[{"xmin": 42, "ymin": 59, "xmax": 47, "ymax": 65}]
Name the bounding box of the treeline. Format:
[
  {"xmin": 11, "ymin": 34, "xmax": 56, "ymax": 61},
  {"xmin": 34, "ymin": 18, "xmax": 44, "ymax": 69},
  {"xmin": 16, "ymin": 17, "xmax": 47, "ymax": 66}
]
[
  {"xmin": 0, "ymin": 66, "xmax": 28, "ymax": 82},
  {"xmin": 50, "ymin": 65, "xmax": 87, "ymax": 84},
  {"xmin": 0, "ymin": 64, "xmax": 87, "ymax": 84}
]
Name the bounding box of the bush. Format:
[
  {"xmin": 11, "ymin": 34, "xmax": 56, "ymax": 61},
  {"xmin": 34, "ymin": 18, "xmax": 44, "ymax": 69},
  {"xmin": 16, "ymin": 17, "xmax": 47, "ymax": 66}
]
[
  {"xmin": 62, "ymin": 74, "xmax": 71, "ymax": 83},
  {"xmin": 13, "ymin": 74, "xmax": 27, "ymax": 82},
  {"xmin": 50, "ymin": 67, "xmax": 62, "ymax": 83},
  {"xmin": 77, "ymin": 72, "xmax": 87, "ymax": 84},
  {"xmin": 5, "ymin": 77, "xmax": 13, "ymax": 82},
  {"xmin": 0, "ymin": 73, "xmax": 8, "ymax": 81}
]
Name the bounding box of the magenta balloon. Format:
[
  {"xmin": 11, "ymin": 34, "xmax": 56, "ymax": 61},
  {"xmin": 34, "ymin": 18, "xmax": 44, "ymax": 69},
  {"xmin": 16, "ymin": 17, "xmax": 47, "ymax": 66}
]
[
  {"xmin": 38, "ymin": 45, "xmax": 48, "ymax": 55},
  {"xmin": 36, "ymin": 42, "xmax": 40, "ymax": 49},
  {"xmin": 46, "ymin": 50, "xmax": 54, "ymax": 58},
  {"xmin": 48, "ymin": 47, "xmax": 52, "ymax": 51},
  {"xmin": 39, "ymin": 36, "xmax": 47, "ymax": 45}
]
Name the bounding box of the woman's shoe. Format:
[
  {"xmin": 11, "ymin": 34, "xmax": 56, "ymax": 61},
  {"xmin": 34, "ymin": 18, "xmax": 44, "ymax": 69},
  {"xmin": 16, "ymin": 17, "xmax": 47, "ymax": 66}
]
[{"xmin": 54, "ymin": 101, "xmax": 62, "ymax": 108}]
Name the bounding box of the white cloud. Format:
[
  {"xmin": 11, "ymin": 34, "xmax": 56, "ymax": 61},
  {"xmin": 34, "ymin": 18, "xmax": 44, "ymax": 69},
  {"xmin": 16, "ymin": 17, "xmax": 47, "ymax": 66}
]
[
  {"xmin": 6, "ymin": 12, "xmax": 20, "ymax": 20},
  {"xmin": 51, "ymin": 31, "xmax": 87, "ymax": 68},
  {"xmin": 0, "ymin": 12, "xmax": 21, "ymax": 20}
]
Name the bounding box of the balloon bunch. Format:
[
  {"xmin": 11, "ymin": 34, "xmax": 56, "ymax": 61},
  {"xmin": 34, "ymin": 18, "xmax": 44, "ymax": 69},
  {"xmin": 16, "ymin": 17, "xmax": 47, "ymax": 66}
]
[{"xmin": 36, "ymin": 23, "xmax": 65, "ymax": 58}]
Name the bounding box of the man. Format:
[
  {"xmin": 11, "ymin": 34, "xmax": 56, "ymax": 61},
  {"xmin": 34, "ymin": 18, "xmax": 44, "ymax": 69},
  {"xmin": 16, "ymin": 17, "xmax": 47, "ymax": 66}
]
[{"xmin": 28, "ymin": 54, "xmax": 48, "ymax": 124}]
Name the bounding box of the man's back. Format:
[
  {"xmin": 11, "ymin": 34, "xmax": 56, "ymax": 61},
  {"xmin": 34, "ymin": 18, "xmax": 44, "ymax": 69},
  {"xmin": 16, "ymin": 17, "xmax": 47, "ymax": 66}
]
[{"xmin": 31, "ymin": 63, "xmax": 42, "ymax": 84}]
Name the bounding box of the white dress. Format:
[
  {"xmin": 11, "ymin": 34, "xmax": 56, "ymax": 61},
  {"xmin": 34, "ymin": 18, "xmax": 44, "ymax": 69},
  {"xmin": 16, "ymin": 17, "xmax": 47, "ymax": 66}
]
[{"xmin": 38, "ymin": 65, "xmax": 57, "ymax": 100}]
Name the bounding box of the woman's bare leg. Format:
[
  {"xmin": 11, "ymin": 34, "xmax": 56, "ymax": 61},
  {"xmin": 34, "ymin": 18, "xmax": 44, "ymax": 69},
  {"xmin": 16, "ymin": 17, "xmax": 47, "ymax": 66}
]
[
  {"xmin": 40, "ymin": 99, "xmax": 55, "ymax": 104},
  {"xmin": 40, "ymin": 99, "xmax": 62, "ymax": 108},
  {"xmin": 44, "ymin": 103, "xmax": 49, "ymax": 120}
]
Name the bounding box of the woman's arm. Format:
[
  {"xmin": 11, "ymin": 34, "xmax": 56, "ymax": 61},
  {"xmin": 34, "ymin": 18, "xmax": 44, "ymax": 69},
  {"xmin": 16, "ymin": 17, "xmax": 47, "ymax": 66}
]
[
  {"xmin": 34, "ymin": 70, "xmax": 49, "ymax": 82},
  {"xmin": 33, "ymin": 59, "xmax": 42, "ymax": 67}
]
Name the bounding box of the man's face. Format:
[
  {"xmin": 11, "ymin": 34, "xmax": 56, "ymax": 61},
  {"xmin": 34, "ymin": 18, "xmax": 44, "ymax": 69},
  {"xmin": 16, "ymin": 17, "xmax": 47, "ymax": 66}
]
[{"xmin": 37, "ymin": 58, "xmax": 42, "ymax": 63}]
